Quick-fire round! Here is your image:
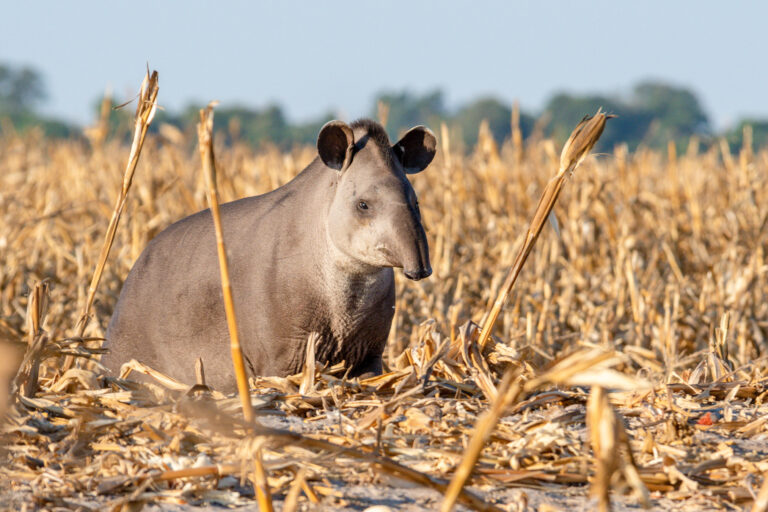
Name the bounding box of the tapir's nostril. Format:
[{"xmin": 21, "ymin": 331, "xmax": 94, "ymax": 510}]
[{"xmin": 404, "ymin": 267, "xmax": 432, "ymax": 281}]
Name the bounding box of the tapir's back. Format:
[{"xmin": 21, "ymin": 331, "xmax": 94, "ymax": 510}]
[
  {"xmin": 102, "ymin": 173, "xmax": 319, "ymax": 390},
  {"xmin": 104, "ymin": 201, "xmax": 237, "ymax": 388}
]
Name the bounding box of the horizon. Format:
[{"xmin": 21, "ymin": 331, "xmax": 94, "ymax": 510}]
[{"xmin": 2, "ymin": 1, "xmax": 766, "ymax": 130}]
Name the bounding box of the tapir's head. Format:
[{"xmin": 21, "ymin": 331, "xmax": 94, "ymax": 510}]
[{"xmin": 318, "ymin": 119, "xmax": 436, "ymax": 280}]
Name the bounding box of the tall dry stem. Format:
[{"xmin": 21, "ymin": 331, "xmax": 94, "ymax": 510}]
[
  {"xmin": 477, "ymin": 110, "xmax": 612, "ymax": 351},
  {"xmin": 511, "ymin": 100, "xmax": 523, "ymax": 166},
  {"xmin": 253, "ymin": 447, "xmax": 274, "ymax": 512},
  {"xmin": 442, "ymin": 111, "xmax": 612, "ymax": 511},
  {"xmin": 587, "ymin": 385, "xmax": 649, "ymax": 511},
  {"xmin": 377, "ymin": 100, "xmax": 390, "ymax": 129},
  {"xmin": 73, "ymin": 70, "xmax": 159, "ymax": 341},
  {"xmin": 440, "ymin": 369, "xmax": 522, "ymax": 511},
  {"xmin": 15, "ymin": 281, "xmax": 50, "ymax": 397},
  {"xmin": 752, "ymin": 472, "xmax": 768, "ymax": 512},
  {"xmin": 197, "ymin": 103, "xmax": 253, "ymax": 423},
  {"xmin": 84, "ymin": 87, "xmax": 112, "ymax": 148}
]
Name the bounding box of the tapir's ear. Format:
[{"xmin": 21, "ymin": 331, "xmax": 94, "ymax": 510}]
[
  {"xmin": 317, "ymin": 120, "xmax": 354, "ymax": 171},
  {"xmin": 392, "ymin": 126, "xmax": 437, "ymax": 174}
]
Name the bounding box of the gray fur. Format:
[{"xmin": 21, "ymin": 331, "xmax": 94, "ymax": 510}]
[{"xmin": 102, "ymin": 119, "xmax": 436, "ymax": 392}]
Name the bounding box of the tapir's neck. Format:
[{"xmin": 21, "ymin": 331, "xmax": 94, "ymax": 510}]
[
  {"xmin": 259, "ymin": 158, "xmax": 396, "ymax": 369},
  {"xmin": 294, "ymin": 160, "xmax": 394, "ymax": 316},
  {"xmin": 316, "ymin": 248, "xmax": 394, "ymax": 352}
]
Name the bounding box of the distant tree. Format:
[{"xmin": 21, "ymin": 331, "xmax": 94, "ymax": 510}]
[
  {"xmin": 240, "ymin": 104, "xmax": 290, "ymax": 146},
  {"xmin": 631, "ymin": 81, "xmax": 710, "ymax": 146},
  {"xmin": 452, "ymin": 97, "xmax": 534, "ymax": 147},
  {"xmin": 544, "ymin": 93, "xmax": 649, "ymax": 151},
  {"xmin": 0, "ymin": 63, "xmax": 74, "ymax": 137},
  {"xmin": 174, "ymin": 104, "xmax": 292, "ymax": 147},
  {"xmin": 372, "ymin": 89, "xmax": 446, "ymax": 137},
  {"xmin": 85, "ymin": 94, "xmax": 137, "ymax": 143},
  {"xmin": 0, "ymin": 64, "xmax": 46, "ymax": 115},
  {"xmin": 143, "ymin": 102, "xmax": 334, "ymax": 149},
  {"xmin": 289, "ymin": 112, "xmax": 336, "ymax": 147},
  {"xmin": 0, "ymin": 63, "xmax": 736, "ymax": 153},
  {"xmin": 543, "ymin": 82, "xmax": 709, "ymax": 151},
  {"xmin": 5, "ymin": 110, "xmax": 72, "ymax": 137},
  {"xmin": 182, "ymin": 104, "xmax": 339, "ymax": 149}
]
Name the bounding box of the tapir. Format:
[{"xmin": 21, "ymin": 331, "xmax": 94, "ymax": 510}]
[{"xmin": 103, "ymin": 119, "xmax": 436, "ymax": 392}]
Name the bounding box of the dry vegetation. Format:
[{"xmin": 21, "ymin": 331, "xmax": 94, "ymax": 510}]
[{"xmin": 1, "ymin": 90, "xmax": 768, "ymax": 511}]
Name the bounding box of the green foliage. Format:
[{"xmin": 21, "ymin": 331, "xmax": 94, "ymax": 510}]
[
  {"xmin": 10, "ymin": 112, "xmax": 74, "ymax": 138},
  {"xmin": 158, "ymin": 104, "xmax": 335, "ymax": 149},
  {"xmin": 545, "ymin": 93, "xmax": 649, "ymax": 151},
  {"xmin": 208, "ymin": 104, "xmax": 290, "ymax": 146},
  {"xmin": 372, "ymin": 90, "xmax": 447, "ymax": 137},
  {"xmin": 452, "ymin": 97, "xmax": 534, "ymax": 147},
  {"xmin": 631, "ymin": 81, "xmax": 710, "ymax": 147},
  {"xmin": 4, "ymin": 61, "xmax": 768, "ymax": 152},
  {"xmin": 87, "ymin": 96, "xmax": 135, "ymax": 142},
  {"xmin": 0, "ymin": 63, "xmax": 74, "ymax": 137},
  {"xmin": 289, "ymin": 113, "xmax": 337, "ymax": 147},
  {"xmin": 0, "ymin": 64, "xmax": 46, "ymax": 115},
  {"xmin": 544, "ymin": 81, "xmax": 711, "ymax": 152}
]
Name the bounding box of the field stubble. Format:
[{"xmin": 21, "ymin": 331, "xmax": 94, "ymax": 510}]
[{"xmin": 1, "ymin": 116, "xmax": 768, "ymax": 511}]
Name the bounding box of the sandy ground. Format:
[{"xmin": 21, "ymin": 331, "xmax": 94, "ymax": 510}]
[
  {"xmin": 0, "ymin": 484, "xmax": 728, "ymax": 511},
  {"xmin": 2, "ymin": 403, "xmax": 758, "ymax": 511}
]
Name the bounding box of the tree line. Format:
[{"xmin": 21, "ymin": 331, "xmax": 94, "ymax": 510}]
[{"xmin": 1, "ymin": 63, "xmax": 765, "ymax": 152}]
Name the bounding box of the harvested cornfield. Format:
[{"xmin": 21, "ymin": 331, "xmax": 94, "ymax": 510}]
[{"xmin": 1, "ymin": 99, "xmax": 768, "ymax": 511}]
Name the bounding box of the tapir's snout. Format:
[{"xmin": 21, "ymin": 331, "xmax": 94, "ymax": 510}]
[
  {"xmin": 398, "ymin": 207, "xmax": 432, "ymax": 281},
  {"xmin": 404, "ymin": 266, "xmax": 432, "ymax": 281}
]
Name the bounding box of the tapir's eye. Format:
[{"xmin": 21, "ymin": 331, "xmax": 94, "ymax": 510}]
[{"xmin": 357, "ymin": 201, "xmax": 369, "ymax": 211}]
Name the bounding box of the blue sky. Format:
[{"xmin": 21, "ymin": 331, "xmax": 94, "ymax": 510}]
[{"xmin": 1, "ymin": 1, "xmax": 765, "ymax": 128}]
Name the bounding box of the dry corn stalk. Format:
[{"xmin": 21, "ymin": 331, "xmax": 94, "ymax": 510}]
[
  {"xmin": 282, "ymin": 467, "xmax": 307, "ymax": 512},
  {"xmin": 477, "ymin": 110, "xmax": 612, "ymax": 351},
  {"xmin": 440, "ymin": 369, "xmax": 522, "ymax": 511},
  {"xmin": 118, "ymin": 359, "xmax": 188, "ymax": 391},
  {"xmin": 458, "ymin": 322, "xmax": 498, "ymax": 401},
  {"xmin": 14, "ymin": 281, "xmax": 50, "ymax": 397},
  {"xmin": 588, "ymin": 385, "xmax": 619, "ymax": 511},
  {"xmin": 252, "ymin": 446, "xmax": 274, "ymax": 512},
  {"xmin": 155, "ymin": 464, "xmax": 240, "ymax": 482},
  {"xmin": 84, "ymin": 87, "xmax": 113, "ymax": 148},
  {"xmin": 511, "ymin": 100, "xmax": 523, "ymax": 166},
  {"xmin": 300, "ymin": 332, "xmax": 319, "ymax": 395},
  {"xmin": 443, "ymin": 112, "xmax": 612, "ymax": 511},
  {"xmin": 25, "ymin": 280, "xmax": 49, "ymax": 345},
  {"xmin": 197, "ymin": 103, "xmax": 254, "ymax": 423},
  {"xmin": 752, "ymin": 472, "xmax": 768, "ymax": 512},
  {"xmin": 73, "ymin": 70, "xmax": 159, "ymax": 340},
  {"xmin": 523, "ymin": 348, "xmax": 651, "ymax": 392},
  {"xmin": 587, "ymin": 385, "xmax": 649, "ymax": 511},
  {"xmin": 377, "ymin": 100, "xmax": 390, "ymax": 129}
]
